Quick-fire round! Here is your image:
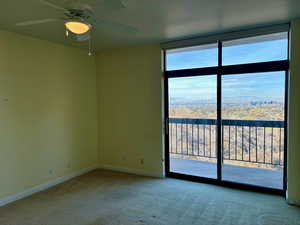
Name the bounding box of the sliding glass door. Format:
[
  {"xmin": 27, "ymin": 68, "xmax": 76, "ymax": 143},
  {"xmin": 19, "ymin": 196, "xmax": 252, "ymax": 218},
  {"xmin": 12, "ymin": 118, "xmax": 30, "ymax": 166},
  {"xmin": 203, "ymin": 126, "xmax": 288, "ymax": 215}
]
[
  {"xmin": 221, "ymin": 72, "xmax": 286, "ymax": 189},
  {"xmin": 168, "ymin": 75, "xmax": 218, "ymax": 179},
  {"xmin": 164, "ymin": 29, "xmax": 289, "ymax": 192}
]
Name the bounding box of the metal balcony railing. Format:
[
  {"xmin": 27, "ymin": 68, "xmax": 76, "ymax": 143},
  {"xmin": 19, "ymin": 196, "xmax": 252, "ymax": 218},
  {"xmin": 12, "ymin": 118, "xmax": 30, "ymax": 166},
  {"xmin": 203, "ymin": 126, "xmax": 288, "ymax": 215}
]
[{"xmin": 169, "ymin": 118, "xmax": 284, "ymax": 167}]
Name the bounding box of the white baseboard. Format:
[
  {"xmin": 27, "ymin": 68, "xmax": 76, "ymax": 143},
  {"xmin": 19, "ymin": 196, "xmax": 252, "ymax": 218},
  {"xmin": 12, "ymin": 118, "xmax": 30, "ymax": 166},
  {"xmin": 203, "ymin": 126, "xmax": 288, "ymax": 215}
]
[
  {"xmin": 0, "ymin": 166, "xmax": 98, "ymax": 207},
  {"xmin": 0, "ymin": 165, "xmax": 162, "ymax": 207},
  {"xmin": 287, "ymin": 197, "xmax": 300, "ymax": 206},
  {"xmin": 100, "ymin": 164, "xmax": 164, "ymax": 178}
]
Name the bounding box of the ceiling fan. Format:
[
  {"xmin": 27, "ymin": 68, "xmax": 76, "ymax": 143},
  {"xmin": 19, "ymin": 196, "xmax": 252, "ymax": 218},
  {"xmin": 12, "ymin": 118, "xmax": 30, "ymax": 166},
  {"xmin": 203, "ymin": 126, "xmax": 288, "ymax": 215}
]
[{"xmin": 16, "ymin": 0, "xmax": 138, "ymax": 55}]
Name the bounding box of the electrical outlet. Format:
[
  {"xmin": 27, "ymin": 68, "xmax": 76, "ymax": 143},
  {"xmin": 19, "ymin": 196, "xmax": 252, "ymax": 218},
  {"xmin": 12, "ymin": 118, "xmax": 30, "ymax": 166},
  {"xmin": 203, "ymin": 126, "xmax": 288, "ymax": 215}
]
[
  {"xmin": 140, "ymin": 159, "xmax": 144, "ymax": 165},
  {"xmin": 49, "ymin": 169, "xmax": 53, "ymax": 175}
]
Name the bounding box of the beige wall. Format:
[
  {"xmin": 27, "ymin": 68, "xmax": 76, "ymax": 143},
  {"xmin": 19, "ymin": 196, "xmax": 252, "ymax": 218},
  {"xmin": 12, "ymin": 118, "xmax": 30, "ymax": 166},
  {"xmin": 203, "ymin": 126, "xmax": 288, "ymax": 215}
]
[
  {"xmin": 288, "ymin": 19, "xmax": 300, "ymax": 204},
  {"xmin": 0, "ymin": 30, "xmax": 98, "ymax": 199},
  {"xmin": 96, "ymin": 45, "xmax": 164, "ymax": 177}
]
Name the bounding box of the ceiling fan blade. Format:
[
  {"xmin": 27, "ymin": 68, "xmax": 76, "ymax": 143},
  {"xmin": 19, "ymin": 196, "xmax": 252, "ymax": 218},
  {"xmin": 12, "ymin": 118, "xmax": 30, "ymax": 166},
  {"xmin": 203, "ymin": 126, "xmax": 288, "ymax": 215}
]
[
  {"xmin": 16, "ymin": 18, "xmax": 60, "ymax": 26},
  {"xmin": 96, "ymin": 20, "xmax": 138, "ymax": 34},
  {"xmin": 40, "ymin": 0, "xmax": 67, "ymax": 11}
]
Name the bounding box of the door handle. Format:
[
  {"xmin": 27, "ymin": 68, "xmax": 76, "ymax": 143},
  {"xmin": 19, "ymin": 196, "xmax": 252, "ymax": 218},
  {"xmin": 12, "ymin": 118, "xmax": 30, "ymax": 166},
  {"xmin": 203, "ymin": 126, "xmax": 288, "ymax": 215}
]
[{"xmin": 165, "ymin": 118, "xmax": 169, "ymax": 135}]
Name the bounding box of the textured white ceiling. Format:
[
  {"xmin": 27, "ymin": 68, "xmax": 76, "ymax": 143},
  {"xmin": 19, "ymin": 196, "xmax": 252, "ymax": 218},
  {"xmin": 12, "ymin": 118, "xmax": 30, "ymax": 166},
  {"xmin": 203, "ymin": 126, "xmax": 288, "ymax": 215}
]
[{"xmin": 0, "ymin": 0, "xmax": 300, "ymax": 50}]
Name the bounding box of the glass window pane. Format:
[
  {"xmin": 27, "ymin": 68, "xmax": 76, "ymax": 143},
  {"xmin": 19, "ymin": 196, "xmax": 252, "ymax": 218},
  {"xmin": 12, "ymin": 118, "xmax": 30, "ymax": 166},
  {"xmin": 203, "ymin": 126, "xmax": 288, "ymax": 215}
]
[
  {"xmin": 166, "ymin": 43, "xmax": 218, "ymax": 71},
  {"xmin": 221, "ymin": 71, "xmax": 285, "ymax": 189},
  {"xmin": 222, "ymin": 32, "xmax": 288, "ymax": 66},
  {"xmin": 169, "ymin": 75, "xmax": 217, "ymax": 179},
  {"xmin": 222, "ymin": 72, "xmax": 285, "ymax": 121}
]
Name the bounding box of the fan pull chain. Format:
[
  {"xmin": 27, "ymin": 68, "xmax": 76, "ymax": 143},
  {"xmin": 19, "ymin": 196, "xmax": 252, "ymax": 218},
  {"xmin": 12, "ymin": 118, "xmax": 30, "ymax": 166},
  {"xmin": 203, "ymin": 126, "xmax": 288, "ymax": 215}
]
[{"xmin": 88, "ymin": 33, "xmax": 92, "ymax": 56}]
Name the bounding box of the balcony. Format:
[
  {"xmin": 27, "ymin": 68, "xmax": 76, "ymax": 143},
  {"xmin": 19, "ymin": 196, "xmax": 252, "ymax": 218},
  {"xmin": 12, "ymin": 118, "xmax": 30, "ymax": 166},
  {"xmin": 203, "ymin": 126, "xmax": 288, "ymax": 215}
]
[{"xmin": 169, "ymin": 118, "xmax": 284, "ymax": 189}]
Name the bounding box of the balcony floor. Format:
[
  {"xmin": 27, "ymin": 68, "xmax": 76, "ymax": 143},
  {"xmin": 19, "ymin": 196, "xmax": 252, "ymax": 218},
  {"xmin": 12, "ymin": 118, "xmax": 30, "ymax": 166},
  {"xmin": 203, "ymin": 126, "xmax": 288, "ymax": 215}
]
[{"xmin": 170, "ymin": 158, "xmax": 283, "ymax": 189}]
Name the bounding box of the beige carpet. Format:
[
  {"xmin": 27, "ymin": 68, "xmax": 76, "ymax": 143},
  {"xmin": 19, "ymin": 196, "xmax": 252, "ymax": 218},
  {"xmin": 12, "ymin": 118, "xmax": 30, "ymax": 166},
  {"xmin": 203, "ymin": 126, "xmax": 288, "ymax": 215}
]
[{"xmin": 0, "ymin": 169, "xmax": 299, "ymax": 225}]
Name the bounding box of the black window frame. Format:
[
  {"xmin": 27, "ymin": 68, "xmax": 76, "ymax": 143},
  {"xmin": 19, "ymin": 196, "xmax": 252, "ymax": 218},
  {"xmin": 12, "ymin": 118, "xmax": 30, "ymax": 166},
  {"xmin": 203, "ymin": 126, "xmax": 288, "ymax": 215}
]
[{"xmin": 163, "ymin": 26, "xmax": 290, "ymax": 196}]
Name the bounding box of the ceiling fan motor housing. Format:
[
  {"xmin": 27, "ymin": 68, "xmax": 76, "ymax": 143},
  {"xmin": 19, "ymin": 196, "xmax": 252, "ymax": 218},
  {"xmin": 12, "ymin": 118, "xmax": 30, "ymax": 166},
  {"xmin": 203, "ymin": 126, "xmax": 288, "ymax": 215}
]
[{"xmin": 65, "ymin": 9, "xmax": 92, "ymax": 21}]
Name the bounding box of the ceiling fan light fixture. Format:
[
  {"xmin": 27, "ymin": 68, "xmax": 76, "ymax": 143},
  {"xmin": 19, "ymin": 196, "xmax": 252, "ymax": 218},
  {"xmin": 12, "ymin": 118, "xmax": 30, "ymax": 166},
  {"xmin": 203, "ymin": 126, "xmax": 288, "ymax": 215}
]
[{"xmin": 65, "ymin": 21, "xmax": 91, "ymax": 34}]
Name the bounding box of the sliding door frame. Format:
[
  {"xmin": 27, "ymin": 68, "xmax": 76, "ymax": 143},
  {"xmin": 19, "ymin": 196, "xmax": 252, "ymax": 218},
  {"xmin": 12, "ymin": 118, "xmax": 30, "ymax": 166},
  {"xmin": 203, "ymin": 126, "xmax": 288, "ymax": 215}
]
[{"xmin": 163, "ymin": 28, "xmax": 289, "ymax": 196}]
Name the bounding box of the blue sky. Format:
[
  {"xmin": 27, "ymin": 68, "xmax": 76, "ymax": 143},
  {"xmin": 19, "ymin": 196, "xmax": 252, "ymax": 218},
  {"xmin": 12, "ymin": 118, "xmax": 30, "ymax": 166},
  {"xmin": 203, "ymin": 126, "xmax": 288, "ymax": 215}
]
[{"xmin": 167, "ymin": 37, "xmax": 288, "ymax": 103}]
